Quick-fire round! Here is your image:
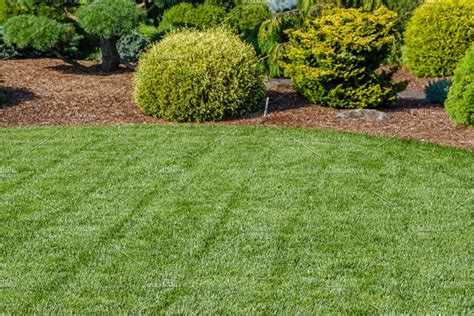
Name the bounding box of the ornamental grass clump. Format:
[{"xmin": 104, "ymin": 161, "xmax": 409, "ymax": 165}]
[
  {"xmin": 133, "ymin": 28, "xmax": 265, "ymax": 122},
  {"xmin": 282, "ymin": 6, "xmax": 407, "ymax": 109}
]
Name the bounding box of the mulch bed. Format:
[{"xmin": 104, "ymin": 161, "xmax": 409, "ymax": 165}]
[{"xmin": 1, "ymin": 58, "xmax": 473, "ymax": 150}]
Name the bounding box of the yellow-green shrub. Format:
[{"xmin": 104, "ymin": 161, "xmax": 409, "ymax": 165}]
[
  {"xmin": 403, "ymin": 1, "xmax": 474, "ymax": 77},
  {"xmin": 282, "ymin": 6, "xmax": 407, "ymax": 109},
  {"xmin": 444, "ymin": 44, "xmax": 474, "ymax": 126},
  {"xmin": 133, "ymin": 28, "xmax": 264, "ymax": 122}
]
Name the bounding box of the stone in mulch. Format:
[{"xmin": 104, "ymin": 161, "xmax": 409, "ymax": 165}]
[{"xmin": 336, "ymin": 109, "xmax": 392, "ymax": 121}]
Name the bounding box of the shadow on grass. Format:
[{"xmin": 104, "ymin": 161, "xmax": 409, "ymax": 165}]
[{"xmin": 0, "ymin": 87, "xmax": 37, "ymax": 109}]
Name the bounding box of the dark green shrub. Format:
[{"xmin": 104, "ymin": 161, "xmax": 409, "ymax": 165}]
[
  {"xmin": 158, "ymin": 3, "xmax": 227, "ymax": 33},
  {"xmin": 0, "ymin": 0, "xmax": 7, "ymax": 24},
  {"xmin": 258, "ymin": 13, "xmax": 298, "ymax": 77},
  {"xmin": 403, "ymin": 1, "xmax": 474, "ymax": 77},
  {"xmin": 205, "ymin": 0, "xmax": 235, "ymax": 10},
  {"xmin": 76, "ymin": 0, "xmax": 143, "ymax": 39},
  {"xmin": 0, "ymin": 25, "xmax": 16, "ymax": 58},
  {"xmin": 445, "ymin": 44, "xmax": 474, "ymax": 126},
  {"xmin": 4, "ymin": 15, "xmax": 75, "ymax": 52},
  {"xmin": 118, "ymin": 31, "xmax": 149, "ymax": 62},
  {"xmin": 228, "ymin": 3, "xmax": 271, "ymax": 53},
  {"xmin": 134, "ymin": 28, "xmax": 264, "ymax": 122},
  {"xmin": 77, "ymin": 0, "xmax": 144, "ymax": 71},
  {"xmin": 425, "ymin": 79, "xmax": 452, "ymax": 105},
  {"xmin": 282, "ymin": 6, "xmax": 407, "ymax": 109},
  {"xmin": 137, "ymin": 24, "xmax": 161, "ymax": 42}
]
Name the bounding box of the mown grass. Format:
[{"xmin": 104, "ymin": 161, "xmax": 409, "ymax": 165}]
[{"xmin": 0, "ymin": 125, "xmax": 472, "ymax": 313}]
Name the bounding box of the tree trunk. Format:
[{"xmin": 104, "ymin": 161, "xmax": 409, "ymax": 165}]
[
  {"xmin": 52, "ymin": 48, "xmax": 88, "ymax": 71},
  {"xmin": 100, "ymin": 37, "xmax": 121, "ymax": 72}
]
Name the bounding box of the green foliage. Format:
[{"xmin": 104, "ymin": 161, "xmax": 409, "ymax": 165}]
[
  {"xmin": 3, "ymin": 15, "xmax": 75, "ymax": 51},
  {"xmin": 282, "ymin": 6, "xmax": 407, "ymax": 109},
  {"xmin": 404, "ymin": 1, "xmax": 474, "ymax": 77},
  {"xmin": 445, "ymin": 44, "xmax": 474, "ymax": 126},
  {"xmin": 118, "ymin": 31, "xmax": 149, "ymax": 62},
  {"xmin": 77, "ymin": 0, "xmax": 144, "ymax": 39},
  {"xmin": 0, "ymin": 0, "xmax": 7, "ymax": 24},
  {"xmin": 257, "ymin": 12, "xmax": 298, "ymax": 77},
  {"xmin": 134, "ymin": 28, "xmax": 264, "ymax": 122},
  {"xmin": 0, "ymin": 25, "xmax": 16, "ymax": 58},
  {"xmin": 425, "ymin": 79, "xmax": 452, "ymax": 105},
  {"xmin": 228, "ymin": 3, "xmax": 271, "ymax": 53},
  {"xmin": 205, "ymin": 0, "xmax": 235, "ymax": 10},
  {"xmin": 158, "ymin": 3, "xmax": 227, "ymax": 33},
  {"xmin": 137, "ymin": 24, "xmax": 161, "ymax": 42}
]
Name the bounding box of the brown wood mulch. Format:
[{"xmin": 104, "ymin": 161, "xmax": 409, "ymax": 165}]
[{"xmin": 1, "ymin": 58, "xmax": 472, "ymax": 150}]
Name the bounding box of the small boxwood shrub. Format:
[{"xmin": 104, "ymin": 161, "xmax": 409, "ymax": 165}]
[
  {"xmin": 403, "ymin": 1, "xmax": 474, "ymax": 77},
  {"xmin": 444, "ymin": 44, "xmax": 474, "ymax": 126},
  {"xmin": 134, "ymin": 28, "xmax": 265, "ymax": 122},
  {"xmin": 117, "ymin": 31, "xmax": 149, "ymax": 62},
  {"xmin": 282, "ymin": 6, "xmax": 407, "ymax": 109},
  {"xmin": 425, "ymin": 79, "xmax": 452, "ymax": 105},
  {"xmin": 158, "ymin": 3, "xmax": 227, "ymax": 33}
]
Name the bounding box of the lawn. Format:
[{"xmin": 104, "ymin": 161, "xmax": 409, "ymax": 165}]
[{"xmin": 1, "ymin": 124, "xmax": 472, "ymax": 313}]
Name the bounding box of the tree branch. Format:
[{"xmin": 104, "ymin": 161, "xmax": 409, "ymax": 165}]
[{"xmin": 63, "ymin": 7, "xmax": 78, "ymax": 22}]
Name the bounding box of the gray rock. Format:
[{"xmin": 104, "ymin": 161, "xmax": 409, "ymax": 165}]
[
  {"xmin": 336, "ymin": 109, "xmax": 391, "ymax": 121},
  {"xmin": 265, "ymin": 78, "xmax": 294, "ymax": 91}
]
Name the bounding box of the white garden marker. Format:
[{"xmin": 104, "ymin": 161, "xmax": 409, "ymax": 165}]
[{"xmin": 264, "ymin": 97, "xmax": 270, "ymax": 117}]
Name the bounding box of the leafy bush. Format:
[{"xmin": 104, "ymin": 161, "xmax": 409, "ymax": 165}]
[
  {"xmin": 76, "ymin": 0, "xmax": 143, "ymax": 39},
  {"xmin": 134, "ymin": 28, "xmax": 264, "ymax": 122},
  {"xmin": 118, "ymin": 31, "xmax": 149, "ymax": 62},
  {"xmin": 425, "ymin": 79, "xmax": 452, "ymax": 105},
  {"xmin": 137, "ymin": 24, "xmax": 161, "ymax": 42},
  {"xmin": 445, "ymin": 44, "xmax": 474, "ymax": 126},
  {"xmin": 0, "ymin": 0, "xmax": 7, "ymax": 24},
  {"xmin": 0, "ymin": 26, "xmax": 16, "ymax": 58},
  {"xmin": 403, "ymin": 1, "xmax": 474, "ymax": 77},
  {"xmin": 158, "ymin": 3, "xmax": 227, "ymax": 33},
  {"xmin": 205, "ymin": 0, "xmax": 235, "ymax": 10},
  {"xmin": 258, "ymin": 13, "xmax": 298, "ymax": 77},
  {"xmin": 282, "ymin": 6, "xmax": 407, "ymax": 109},
  {"xmin": 76, "ymin": 0, "xmax": 144, "ymax": 71},
  {"xmin": 228, "ymin": 3, "xmax": 271, "ymax": 52},
  {"xmin": 4, "ymin": 15, "xmax": 75, "ymax": 52}
]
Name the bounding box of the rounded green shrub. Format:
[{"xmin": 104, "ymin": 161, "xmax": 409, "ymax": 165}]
[
  {"xmin": 137, "ymin": 24, "xmax": 161, "ymax": 42},
  {"xmin": 282, "ymin": 6, "xmax": 407, "ymax": 109},
  {"xmin": 444, "ymin": 44, "xmax": 474, "ymax": 126},
  {"xmin": 158, "ymin": 3, "xmax": 227, "ymax": 33},
  {"xmin": 425, "ymin": 79, "xmax": 452, "ymax": 105},
  {"xmin": 118, "ymin": 31, "xmax": 149, "ymax": 62},
  {"xmin": 4, "ymin": 15, "xmax": 75, "ymax": 51},
  {"xmin": 403, "ymin": 1, "xmax": 474, "ymax": 77},
  {"xmin": 76, "ymin": 0, "xmax": 144, "ymax": 39},
  {"xmin": 228, "ymin": 3, "xmax": 271, "ymax": 52},
  {"xmin": 134, "ymin": 28, "xmax": 265, "ymax": 122},
  {"xmin": 0, "ymin": 26, "xmax": 16, "ymax": 58}
]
